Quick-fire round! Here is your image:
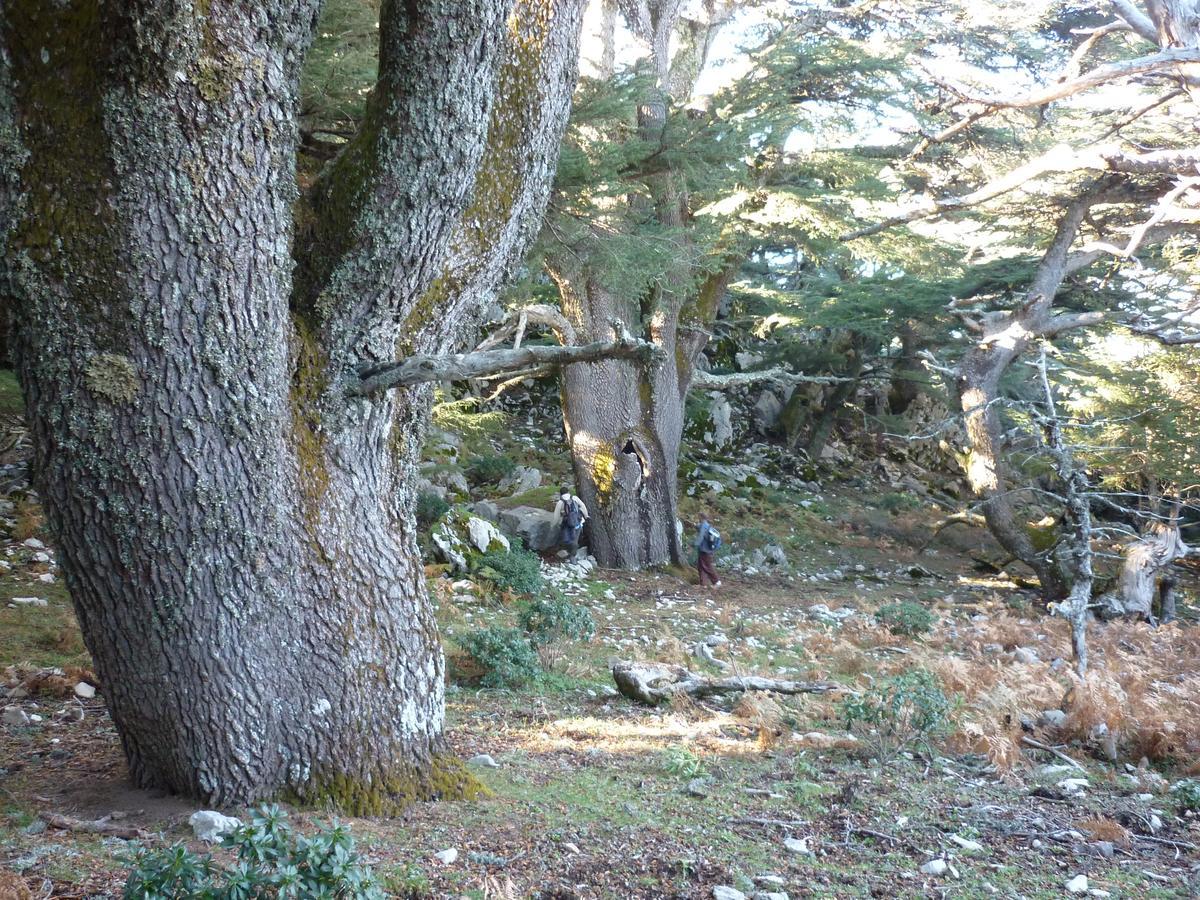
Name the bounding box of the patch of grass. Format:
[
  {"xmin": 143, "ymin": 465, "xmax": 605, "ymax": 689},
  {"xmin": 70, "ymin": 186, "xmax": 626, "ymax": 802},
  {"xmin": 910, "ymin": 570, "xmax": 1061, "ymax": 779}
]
[
  {"xmin": 878, "ymin": 491, "xmax": 921, "ymax": 514},
  {"xmin": 0, "ymin": 575, "xmax": 89, "ymax": 670},
  {"xmin": 0, "ymin": 370, "xmax": 23, "ymax": 417},
  {"xmin": 875, "ymin": 601, "xmax": 934, "ymax": 637}
]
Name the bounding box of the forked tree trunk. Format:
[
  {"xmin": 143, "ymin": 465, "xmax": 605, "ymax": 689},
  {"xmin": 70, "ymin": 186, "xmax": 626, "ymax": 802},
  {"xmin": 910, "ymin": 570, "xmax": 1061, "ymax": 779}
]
[
  {"xmin": 1114, "ymin": 520, "xmax": 1189, "ymax": 619},
  {"xmin": 0, "ymin": 0, "xmax": 583, "ymax": 811}
]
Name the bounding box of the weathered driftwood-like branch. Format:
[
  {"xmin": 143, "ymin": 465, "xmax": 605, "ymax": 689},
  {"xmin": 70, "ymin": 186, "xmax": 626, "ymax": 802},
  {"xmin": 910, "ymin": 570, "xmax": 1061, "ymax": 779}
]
[
  {"xmin": 691, "ymin": 367, "xmax": 861, "ymax": 390},
  {"xmin": 42, "ymin": 812, "xmax": 150, "ymax": 840},
  {"xmin": 475, "ymin": 303, "xmax": 578, "ymax": 350},
  {"xmin": 612, "ymin": 660, "xmax": 843, "ymax": 705},
  {"xmin": 351, "ymin": 337, "xmax": 656, "ymax": 396}
]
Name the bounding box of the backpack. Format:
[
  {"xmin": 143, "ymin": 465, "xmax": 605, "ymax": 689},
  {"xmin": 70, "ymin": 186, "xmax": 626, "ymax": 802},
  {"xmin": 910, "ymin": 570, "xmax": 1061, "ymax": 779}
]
[
  {"xmin": 564, "ymin": 497, "xmax": 583, "ymax": 529},
  {"xmin": 703, "ymin": 526, "xmax": 722, "ymax": 552}
]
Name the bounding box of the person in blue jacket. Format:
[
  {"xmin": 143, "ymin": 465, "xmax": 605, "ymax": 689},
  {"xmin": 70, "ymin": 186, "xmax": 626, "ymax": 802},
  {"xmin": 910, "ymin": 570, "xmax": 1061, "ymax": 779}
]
[{"xmin": 694, "ymin": 512, "xmax": 722, "ymax": 587}]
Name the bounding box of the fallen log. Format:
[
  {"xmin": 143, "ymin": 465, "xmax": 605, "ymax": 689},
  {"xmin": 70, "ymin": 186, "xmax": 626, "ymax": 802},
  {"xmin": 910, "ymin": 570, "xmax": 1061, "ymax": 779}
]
[
  {"xmin": 612, "ymin": 661, "xmax": 843, "ymax": 705},
  {"xmin": 42, "ymin": 813, "xmax": 150, "ymax": 840}
]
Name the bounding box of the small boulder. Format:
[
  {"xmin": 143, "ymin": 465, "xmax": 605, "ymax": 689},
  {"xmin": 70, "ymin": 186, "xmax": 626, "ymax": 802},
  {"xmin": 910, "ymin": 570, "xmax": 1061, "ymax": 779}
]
[
  {"xmin": 467, "ymin": 754, "xmax": 499, "ymax": 768},
  {"xmin": 1012, "ymin": 647, "xmax": 1040, "ymax": 665},
  {"xmin": 919, "ymin": 859, "xmax": 948, "ymax": 876},
  {"xmin": 498, "ymin": 466, "xmax": 542, "ymax": 495},
  {"xmin": 3, "ymin": 706, "xmax": 30, "ymax": 727},
  {"xmin": 712, "ymin": 888, "xmax": 747, "ymax": 900},
  {"xmin": 1065, "ymin": 874, "xmax": 1088, "ymax": 894},
  {"xmin": 466, "ymin": 516, "xmax": 509, "ymax": 554},
  {"xmin": 1036, "ymin": 709, "xmax": 1067, "ymax": 730},
  {"xmin": 189, "ymin": 810, "xmax": 241, "ymax": 843},
  {"xmin": 783, "ymin": 836, "xmax": 812, "ymax": 855},
  {"xmin": 73, "ymin": 682, "xmax": 96, "ymax": 700},
  {"xmin": 948, "ymin": 835, "xmax": 983, "ymax": 853},
  {"xmin": 433, "ymin": 848, "xmax": 458, "ymax": 865}
]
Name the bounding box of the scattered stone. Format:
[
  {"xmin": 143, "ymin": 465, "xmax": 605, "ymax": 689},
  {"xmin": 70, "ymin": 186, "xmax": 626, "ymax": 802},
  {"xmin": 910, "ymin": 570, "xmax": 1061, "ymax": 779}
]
[
  {"xmin": 189, "ymin": 810, "xmax": 241, "ymax": 843},
  {"xmin": 1012, "ymin": 647, "xmax": 1039, "ymax": 664},
  {"xmin": 753, "ymin": 893, "xmax": 788, "ymax": 900},
  {"xmin": 919, "ymin": 859, "xmax": 948, "ymax": 876},
  {"xmin": 498, "ymin": 465, "xmax": 542, "ymax": 496},
  {"xmin": 1037, "ymin": 709, "xmax": 1067, "ymax": 730},
  {"xmin": 563, "ymin": 842, "xmax": 580, "ymax": 854},
  {"xmin": 22, "ymin": 538, "xmax": 45, "ymax": 550},
  {"xmin": 470, "ymin": 500, "xmax": 500, "ymax": 522},
  {"xmin": 713, "ymin": 887, "xmax": 747, "ymax": 900},
  {"xmin": 1065, "ymin": 874, "xmax": 1088, "ymax": 894},
  {"xmin": 1148, "ymin": 814, "xmax": 1162, "ymax": 833},
  {"xmin": 73, "ymin": 682, "xmax": 96, "ymax": 700},
  {"xmin": 949, "ymin": 835, "xmax": 983, "ymax": 853},
  {"xmin": 11, "ymin": 597, "xmax": 47, "ymax": 607},
  {"xmin": 1058, "ymin": 778, "xmax": 1089, "ymax": 795},
  {"xmin": 3, "ymin": 706, "xmax": 30, "ymax": 727},
  {"xmin": 753, "ymin": 875, "xmax": 786, "ymax": 887},
  {"xmin": 685, "ymin": 777, "xmax": 709, "ymax": 798},
  {"xmin": 1038, "ymin": 764, "xmax": 1078, "ymax": 777},
  {"xmin": 783, "ymin": 837, "xmax": 812, "ymax": 855},
  {"xmin": 433, "ymin": 848, "xmax": 458, "ymax": 865},
  {"xmin": 467, "ymin": 754, "xmax": 499, "ymax": 768},
  {"xmin": 498, "ymin": 506, "xmax": 556, "ymax": 551},
  {"xmin": 1093, "ymin": 841, "xmax": 1113, "ymax": 859},
  {"xmin": 466, "ymin": 516, "xmax": 509, "ymax": 554}
]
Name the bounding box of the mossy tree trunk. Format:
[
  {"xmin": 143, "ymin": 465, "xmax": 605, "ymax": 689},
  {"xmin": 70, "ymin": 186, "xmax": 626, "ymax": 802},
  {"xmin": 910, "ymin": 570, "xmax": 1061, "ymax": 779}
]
[{"xmin": 0, "ymin": 0, "xmax": 583, "ymax": 812}]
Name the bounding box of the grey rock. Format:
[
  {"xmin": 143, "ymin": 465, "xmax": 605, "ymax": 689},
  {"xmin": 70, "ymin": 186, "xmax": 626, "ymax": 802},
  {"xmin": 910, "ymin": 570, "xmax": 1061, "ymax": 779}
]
[
  {"xmin": 433, "ymin": 468, "xmax": 470, "ymax": 495},
  {"xmin": 1013, "ymin": 647, "xmax": 1040, "ymax": 664},
  {"xmin": 73, "ymin": 682, "xmax": 96, "ymax": 700},
  {"xmin": 713, "ymin": 888, "xmax": 747, "ymax": 900},
  {"xmin": 783, "ymin": 837, "xmax": 811, "ymax": 855},
  {"xmin": 1065, "ymin": 874, "xmax": 1088, "ymax": 894},
  {"xmin": 499, "ymin": 506, "xmax": 557, "ymax": 551},
  {"xmin": 499, "ymin": 465, "xmax": 542, "ymax": 495},
  {"xmin": 753, "ymin": 392, "xmax": 783, "ymax": 432},
  {"xmin": 468, "ymin": 754, "xmax": 499, "ymax": 768},
  {"xmin": 1037, "ymin": 709, "xmax": 1067, "ymax": 730},
  {"xmin": 919, "ymin": 859, "xmax": 948, "ymax": 876},
  {"xmin": 735, "ymin": 351, "xmax": 764, "ymax": 370},
  {"xmin": 685, "ymin": 777, "xmax": 710, "ymax": 798},
  {"xmin": 3, "ymin": 706, "xmax": 30, "ymax": 727},
  {"xmin": 754, "ymin": 893, "xmax": 788, "ymax": 900},
  {"xmin": 471, "ymin": 500, "xmax": 500, "ymax": 522},
  {"xmin": 414, "ymin": 477, "xmax": 447, "ymax": 500},
  {"xmin": 434, "ymin": 848, "xmax": 458, "ymax": 865},
  {"xmin": 708, "ymin": 394, "xmax": 733, "ymax": 448}
]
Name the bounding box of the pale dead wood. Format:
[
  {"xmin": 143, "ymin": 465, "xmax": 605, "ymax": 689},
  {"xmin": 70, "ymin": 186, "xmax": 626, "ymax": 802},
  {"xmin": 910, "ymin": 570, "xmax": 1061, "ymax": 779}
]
[
  {"xmin": 612, "ymin": 660, "xmax": 843, "ymax": 705},
  {"xmin": 42, "ymin": 813, "xmax": 150, "ymax": 840}
]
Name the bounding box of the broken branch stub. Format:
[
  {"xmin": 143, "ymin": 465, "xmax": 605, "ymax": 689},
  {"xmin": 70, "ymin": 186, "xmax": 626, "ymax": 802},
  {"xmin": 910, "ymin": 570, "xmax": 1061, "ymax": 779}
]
[{"xmin": 612, "ymin": 660, "xmax": 843, "ymax": 705}]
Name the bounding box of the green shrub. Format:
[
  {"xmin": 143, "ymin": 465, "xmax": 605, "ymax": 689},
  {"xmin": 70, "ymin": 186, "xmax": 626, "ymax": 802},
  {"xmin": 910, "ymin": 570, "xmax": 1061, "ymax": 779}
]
[
  {"xmin": 457, "ymin": 626, "xmax": 541, "ymax": 687},
  {"xmin": 1171, "ymin": 779, "xmax": 1200, "ymax": 813},
  {"xmin": 415, "ymin": 491, "xmax": 450, "ymax": 531},
  {"xmin": 841, "ymin": 669, "xmax": 951, "ymax": 763},
  {"xmin": 465, "ymin": 453, "xmax": 516, "ymax": 486},
  {"xmin": 879, "ymin": 492, "xmax": 921, "ymax": 514},
  {"xmin": 875, "ymin": 601, "xmax": 934, "ymax": 636},
  {"xmin": 123, "ymin": 805, "xmax": 383, "ymax": 899},
  {"xmin": 476, "ymin": 545, "xmax": 543, "ymax": 594},
  {"xmin": 382, "ymin": 862, "xmax": 433, "ymax": 898},
  {"xmin": 519, "ymin": 595, "xmax": 595, "ymax": 646},
  {"xmin": 661, "ymin": 745, "xmax": 706, "ymax": 779}
]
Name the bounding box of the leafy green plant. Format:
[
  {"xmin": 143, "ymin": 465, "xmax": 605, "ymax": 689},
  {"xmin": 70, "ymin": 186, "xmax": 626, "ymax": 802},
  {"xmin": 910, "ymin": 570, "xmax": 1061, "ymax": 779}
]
[
  {"xmin": 415, "ymin": 492, "xmax": 450, "ymax": 531},
  {"xmin": 840, "ymin": 669, "xmax": 951, "ymax": 763},
  {"xmin": 875, "ymin": 601, "xmax": 934, "ymax": 637},
  {"xmin": 465, "ymin": 454, "xmax": 516, "ymax": 486},
  {"xmin": 382, "ymin": 862, "xmax": 433, "ymax": 898},
  {"xmin": 456, "ymin": 626, "xmax": 541, "ymax": 687},
  {"xmin": 878, "ymin": 492, "xmax": 921, "ymax": 514},
  {"xmin": 1171, "ymin": 779, "xmax": 1200, "ymax": 814},
  {"xmin": 123, "ymin": 805, "xmax": 384, "ymax": 899},
  {"xmin": 476, "ymin": 545, "xmax": 543, "ymax": 595},
  {"xmin": 518, "ymin": 595, "xmax": 595, "ymax": 646},
  {"xmin": 661, "ymin": 745, "xmax": 706, "ymax": 780}
]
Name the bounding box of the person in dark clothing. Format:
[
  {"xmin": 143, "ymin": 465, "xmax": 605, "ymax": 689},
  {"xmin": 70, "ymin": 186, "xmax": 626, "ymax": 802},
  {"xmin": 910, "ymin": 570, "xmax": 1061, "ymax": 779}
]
[
  {"xmin": 552, "ymin": 486, "xmax": 588, "ymax": 554},
  {"xmin": 694, "ymin": 513, "xmax": 722, "ymax": 587}
]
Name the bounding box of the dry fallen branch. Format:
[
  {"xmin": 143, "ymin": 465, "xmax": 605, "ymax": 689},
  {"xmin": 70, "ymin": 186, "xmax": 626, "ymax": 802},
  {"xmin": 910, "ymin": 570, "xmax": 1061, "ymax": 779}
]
[
  {"xmin": 612, "ymin": 660, "xmax": 843, "ymax": 705},
  {"xmin": 41, "ymin": 812, "xmax": 150, "ymax": 840}
]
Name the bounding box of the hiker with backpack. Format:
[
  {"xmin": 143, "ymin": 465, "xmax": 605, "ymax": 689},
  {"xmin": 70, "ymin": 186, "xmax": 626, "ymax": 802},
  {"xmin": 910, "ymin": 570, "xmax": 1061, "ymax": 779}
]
[
  {"xmin": 552, "ymin": 486, "xmax": 588, "ymax": 554},
  {"xmin": 694, "ymin": 513, "xmax": 722, "ymax": 587}
]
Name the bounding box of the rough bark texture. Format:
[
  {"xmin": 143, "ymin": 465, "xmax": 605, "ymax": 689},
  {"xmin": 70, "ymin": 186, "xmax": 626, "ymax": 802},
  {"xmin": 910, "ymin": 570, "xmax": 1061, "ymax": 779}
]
[
  {"xmin": 0, "ymin": 0, "xmax": 583, "ymax": 811},
  {"xmin": 1112, "ymin": 521, "xmax": 1190, "ymax": 618}
]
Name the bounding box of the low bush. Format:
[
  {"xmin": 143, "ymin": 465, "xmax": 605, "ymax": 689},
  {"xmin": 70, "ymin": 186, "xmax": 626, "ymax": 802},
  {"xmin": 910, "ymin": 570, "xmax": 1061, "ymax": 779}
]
[
  {"xmin": 456, "ymin": 626, "xmax": 541, "ymax": 687},
  {"xmin": 476, "ymin": 545, "xmax": 543, "ymax": 595},
  {"xmin": 661, "ymin": 745, "xmax": 706, "ymax": 780},
  {"xmin": 518, "ymin": 595, "xmax": 595, "ymax": 646},
  {"xmin": 875, "ymin": 601, "xmax": 934, "ymax": 637},
  {"xmin": 415, "ymin": 491, "xmax": 450, "ymax": 531},
  {"xmin": 878, "ymin": 492, "xmax": 921, "ymax": 514},
  {"xmin": 465, "ymin": 453, "xmax": 516, "ymax": 486},
  {"xmin": 123, "ymin": 805, "xmax": 383, "ymax": 899},
  {"xmin": 841, "ymin": 669, "xmax": 952, "ymax": 763}
]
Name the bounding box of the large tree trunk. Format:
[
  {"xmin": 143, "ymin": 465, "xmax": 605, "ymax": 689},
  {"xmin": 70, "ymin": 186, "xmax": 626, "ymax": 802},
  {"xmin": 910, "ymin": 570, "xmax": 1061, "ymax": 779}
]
[
  {"xmin": 1, "ymin": 0, "xmax": 583, "ymax": 811},
  {"xmin": 557, "ymin": 275, "xmax": 686, "ymax": 569}
]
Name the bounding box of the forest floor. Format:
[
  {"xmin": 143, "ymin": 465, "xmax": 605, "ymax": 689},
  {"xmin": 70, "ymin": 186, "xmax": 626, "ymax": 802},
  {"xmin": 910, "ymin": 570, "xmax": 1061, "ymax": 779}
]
[
  {"xmin": 2, "ymin": 469, "xmax": 1199, "ymax": 899},
  {"xmin": 2, "ymin": 381, "xmax": 1199, "ymax": 898}
]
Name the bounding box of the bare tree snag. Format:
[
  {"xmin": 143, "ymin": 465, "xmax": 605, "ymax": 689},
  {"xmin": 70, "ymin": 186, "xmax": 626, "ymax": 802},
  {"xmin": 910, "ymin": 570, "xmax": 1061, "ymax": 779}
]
[
  {"xmin": 1110, "ymin": 520, "xmax": 1191, "ymax": 619},
  {"xmin": 612, "ymin": 661, "xmax": 843, "ymax": 705}
]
